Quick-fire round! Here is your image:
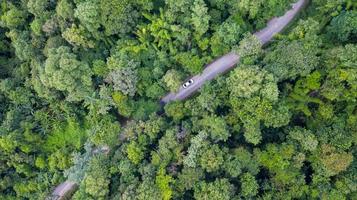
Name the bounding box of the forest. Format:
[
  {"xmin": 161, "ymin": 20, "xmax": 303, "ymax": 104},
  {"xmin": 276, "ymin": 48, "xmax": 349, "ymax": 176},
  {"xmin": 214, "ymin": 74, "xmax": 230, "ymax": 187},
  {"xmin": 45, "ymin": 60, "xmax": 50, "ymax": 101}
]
[{"xmin": 0, "ymin": 0, "xmax": 356, "ymax": 199}]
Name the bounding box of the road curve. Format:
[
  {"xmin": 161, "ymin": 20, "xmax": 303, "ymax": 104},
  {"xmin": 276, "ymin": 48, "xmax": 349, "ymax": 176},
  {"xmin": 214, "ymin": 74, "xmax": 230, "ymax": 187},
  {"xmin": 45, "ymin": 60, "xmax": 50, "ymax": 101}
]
[
  {"xmin": 161, "ymin": 0, "xmax": 308, "ymax": 104},
  {"xmin": 49, "ymin": 146, "xmax": 109, "ymax": 199},
  {"xmin": 51, "ymin": 181, "xmax": 77, "ymax": 200}
]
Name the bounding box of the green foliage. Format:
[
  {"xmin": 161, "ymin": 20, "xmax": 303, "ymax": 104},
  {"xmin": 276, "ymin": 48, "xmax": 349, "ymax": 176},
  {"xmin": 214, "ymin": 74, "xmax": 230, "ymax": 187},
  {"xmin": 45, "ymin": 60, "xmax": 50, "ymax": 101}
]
[
  {"xmin": 62, "ymin": 24, "xmax": 95, "ymax": 48},
  {"xmin": 100, "ymin": 0, "xmax": 138, "ymax": 36},
  {"xmin": 194, "ymin": 178, "xmax": 234, "ymax": 200},
  {"xmin": 288, "ymin": 127, "xmax": 318, "ymax": 152},
  {"xmin": 227, "ymin": 65, "xmax": 278, "ymax": 101},
  {"xmin": 195, "ymin": 83, "xmax": 222, "ymax": 113},
  {"xmin": 255, "ymin": 143, "xmax": 301, "ymax": 185},
  {"xmin": 29, "ymin": 18, "xmax": 43, "ymax": 35},
  {"xmin": 256, "ymin": 144, "xmax": 294, "ymax": 172},
  {"xmin": 196, "ymin": 115, "xmax": 230, "ymax": 142},
  {"xmin": 6, "ymin": 30, "xmax": 34, "ymax": 61},
  {"xmin": 320, "ymin": 44, "xmax": 357, "ymax": 102},
  {"xmin": 233, "ymin": 33, "xmax": 262, "ymax": 64},
  {"xmin": 92, "ymin": 59, "xmax": 108, "ymax": 76},
  {"xmin": 240, "ymin": 173, "xmax": 259, "ymax": 198},
  {"xmin": 27, "ymin": 0, "xmax": 51, "ymax": 16},
  {"xmin": 73, "ymin": 154, "xmax": 110, "ymax": 200},
  {"xmin": 146, "ymin": 82, "xmax": 166, "ymax": 99},
  {"xmin": 210, "ymin": 18, "xmax": 245, "ymax": 56},
  {"xmin": 328, "ymin": 10, "xmax": 357, "ymax": 42},
  {"xmin": 56, "ymin": 0, "xmax": 75, "ymax": 21},
  {"xmin": 105, "ymin": 65, "xmax": 138, "ymax": 97},
  {"xmin": 163, "ymin": 69, "xmax": 183, "ymax": 92},
  {"xmin": 164, "ymin": 101, "xmax": 188, "ymax": 121},
  {"xmin": 74, "ymin": 0, "xmax": 101, "ymax": 34},
  {"xmin": 48, "ymin": 149, "xmax": 72, "ymax": 171},
  {"xmin": 64, "ymin": 143, "xmax": 94, "ymax": 183},
  {"xmin": 227, "ymin": 0, "xmax": 296, "ymax": 29},
  {"xmin": 264, "ymin": 18, "xmax": 321, "ymax": 80},
  {"xmin": 264, "ymin": 40, "xmax": 319, "ymax": 80},
  {"xmin": 224, "ymin": 147, "xmax": 260, "ymax": 178},
  {"xmin": 183, "ymin": 131, "xmax": 208, "ymax": 168},
  {"xmin": 0, "ymin": 0, "xmax": 356, "ymax": 199},
  {"xmin": 126, "ymin": 141, "xmax": 145, "ymax": 165},
  {"xmin": 227, "ymin": 65, "xmax": 290, "ymax": 144},
  {"xmin": 314, "ymin": 0, "xmax": 356, "ymax": 17},
  {"xmin": 1, "ymin": 4, "xmax": 27, "ymax": 29},
  {"xmin": 175, "ymin": 52, "xmax": 205, "ymax": 74},
  {"xmin": 316, "ymin": 144, "xmax": 353, "ymax": 177},
  {"xmin": 44, "ymin": 118, "xmax": 87, "ymax": 152},
  {"xmin": 136, "ymin": 177, "xmax": 161, "ymax": 200},
  {"xmin": 112, "ymin": 91, "xmax": 133, "ymax": 117},
  {"xmin": 151, "ymin": 129, "xmax": 183, "ymax": 168},
  {"xmin": 199, "ymin": 144, "xmax": 225, "ymax": 172},
  {"xmin": 156, "ymin": 167, "xmax": 174, "ymax": 200},
  {"xmin": 39, "ymin": 46, "xmax": 94, "ymax": 101},
  {"xmin": 286, "ymin": 71, "xmax": 323, "ymax": 116},
  {"xmin": 132, "ymin": 99, "xmax": 160, "ymax": 120},
  {"xmin": 176, "ymin": 167, "xmax": 204, "ymax": 192},
  {"xmin": 87, "ymin": 114, "xmax": 120, "ymax": 147},
  {"xmin": 191, "ymin": 0, "xmax": 210, "ymax": 38}
]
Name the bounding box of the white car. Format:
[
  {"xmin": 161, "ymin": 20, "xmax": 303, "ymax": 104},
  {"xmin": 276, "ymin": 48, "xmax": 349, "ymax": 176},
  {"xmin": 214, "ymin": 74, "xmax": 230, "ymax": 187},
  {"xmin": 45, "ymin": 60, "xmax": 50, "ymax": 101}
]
[{"xmin": 182, "ymin": 79, "xmax": 194, "ymax": 88}]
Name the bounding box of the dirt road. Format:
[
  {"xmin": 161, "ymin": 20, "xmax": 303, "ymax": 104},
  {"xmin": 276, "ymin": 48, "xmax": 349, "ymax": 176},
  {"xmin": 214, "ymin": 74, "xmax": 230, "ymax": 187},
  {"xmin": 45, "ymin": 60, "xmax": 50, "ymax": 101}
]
[
  {"xmin": 161, "ymin": 0, "xmax": 308, "ymax": 104},
  {"xmin": 50, "ymin": 0, "xmax": 308, "ymax": 198}
]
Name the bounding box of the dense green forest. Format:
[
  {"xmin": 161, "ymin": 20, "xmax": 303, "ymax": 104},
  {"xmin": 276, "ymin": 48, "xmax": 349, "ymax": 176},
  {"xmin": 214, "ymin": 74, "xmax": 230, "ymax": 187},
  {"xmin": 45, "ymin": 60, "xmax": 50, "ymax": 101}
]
[{"xmin": 0, "ymin": 0, "xmax": 356, "ymax": 199}]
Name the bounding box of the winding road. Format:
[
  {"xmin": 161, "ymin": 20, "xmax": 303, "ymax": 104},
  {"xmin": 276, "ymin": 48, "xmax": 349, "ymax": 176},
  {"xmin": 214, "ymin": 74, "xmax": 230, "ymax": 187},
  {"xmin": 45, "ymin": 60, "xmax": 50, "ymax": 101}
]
[
  {"xmin": 161, "ymin": 0, "xmax": 308, "ymax": 104},
  {"xmin": 50, "ymin": 0, "xmax": 308, "ymax": 199}
]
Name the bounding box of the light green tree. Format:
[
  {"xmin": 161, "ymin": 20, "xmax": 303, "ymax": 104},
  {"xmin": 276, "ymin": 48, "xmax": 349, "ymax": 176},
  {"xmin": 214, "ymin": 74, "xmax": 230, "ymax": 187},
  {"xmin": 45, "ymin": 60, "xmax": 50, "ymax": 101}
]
[
  {"xmin": 163, "ymin": 69, "xmax": 183, "ymax": 92},
  {"xmin": 196, "ymin": 115, "xmax": 230, "ymax": 142},
  {"xmin": 194, "ymin": 178, "xmax": 235, "ymax": 200},
  {"xmin": 240, "ymin": 173, "xmax": 259, "ymax": 198},
  {"xmin": 39, "ymin": 46, "xmax": 93, "ymax": 101}
]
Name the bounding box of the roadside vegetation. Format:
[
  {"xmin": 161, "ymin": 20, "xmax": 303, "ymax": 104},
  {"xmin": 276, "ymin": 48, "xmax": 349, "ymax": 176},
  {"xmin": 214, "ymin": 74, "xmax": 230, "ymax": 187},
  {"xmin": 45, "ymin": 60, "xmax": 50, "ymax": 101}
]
[{"xmin": 0, "ymin": 0, "xmax": 356, "ymax": 199}]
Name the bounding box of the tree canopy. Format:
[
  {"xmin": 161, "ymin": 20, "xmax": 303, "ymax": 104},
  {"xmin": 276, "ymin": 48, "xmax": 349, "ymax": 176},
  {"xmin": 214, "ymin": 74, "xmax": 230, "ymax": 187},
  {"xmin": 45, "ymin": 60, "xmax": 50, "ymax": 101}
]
[{"xmin": 0, "ymin": 0, "xmax": 356, "ymax": 199}]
